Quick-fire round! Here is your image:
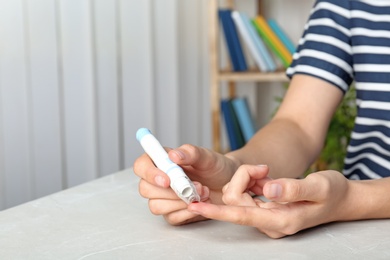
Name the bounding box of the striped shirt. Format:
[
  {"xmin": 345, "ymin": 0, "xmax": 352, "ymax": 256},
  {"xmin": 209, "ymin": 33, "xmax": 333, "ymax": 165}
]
[{"xmin": 287, "ymin": 0, "xmax": 390, "ymax": 180}]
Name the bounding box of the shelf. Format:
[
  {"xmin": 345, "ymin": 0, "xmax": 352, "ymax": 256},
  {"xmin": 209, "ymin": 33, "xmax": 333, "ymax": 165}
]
[
  {"xmin": 209, "ymin": 0, "xmax": 291, "ymax": 152},
  {"xmin": 218, "ymin": 70, "xmax": 289, "ymax": 82}
]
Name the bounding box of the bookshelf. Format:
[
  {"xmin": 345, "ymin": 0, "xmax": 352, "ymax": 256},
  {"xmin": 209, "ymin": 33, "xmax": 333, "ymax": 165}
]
[{"xmin": 209, "ymin": 0, "xmax": 289, "ymax": 152}]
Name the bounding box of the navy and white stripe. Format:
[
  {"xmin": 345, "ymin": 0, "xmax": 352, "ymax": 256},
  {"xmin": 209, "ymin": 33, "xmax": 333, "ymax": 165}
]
[{"xmin": 287, "ymin": 0, "xmax": 390, "ymax": 180}]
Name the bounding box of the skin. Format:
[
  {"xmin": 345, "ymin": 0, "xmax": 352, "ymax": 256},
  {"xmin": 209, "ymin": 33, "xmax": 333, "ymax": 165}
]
[{"xmin": 133, "ymin": 74, "xmax": 390, "ymax": 238}]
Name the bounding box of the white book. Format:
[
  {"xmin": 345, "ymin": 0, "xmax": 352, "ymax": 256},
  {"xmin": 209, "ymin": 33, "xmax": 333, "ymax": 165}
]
[{"xmin": 231, "ymin": 11, "xmax": 270, "ymax": 72}]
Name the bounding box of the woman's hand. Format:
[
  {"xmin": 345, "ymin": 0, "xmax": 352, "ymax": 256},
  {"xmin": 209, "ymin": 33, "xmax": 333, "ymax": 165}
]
[
  {"xmin": 188, "ymin": 165, "xmax": 351, "ymax": 238},
  {"xmin": 133, "ymin": 144, "xmax": 240, "ymax": 225}
]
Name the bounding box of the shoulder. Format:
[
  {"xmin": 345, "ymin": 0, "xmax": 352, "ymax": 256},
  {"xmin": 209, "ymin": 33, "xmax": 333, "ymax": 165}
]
[{"xmin": 314, "ymin": 0, "xmax": 350, "ymax": 9}]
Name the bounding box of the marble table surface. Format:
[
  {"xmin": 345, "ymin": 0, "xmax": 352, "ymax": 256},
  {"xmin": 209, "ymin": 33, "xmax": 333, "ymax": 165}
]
[{"xmin": 1, "ymin": 168, "xmax": 390, "ymax": 259}]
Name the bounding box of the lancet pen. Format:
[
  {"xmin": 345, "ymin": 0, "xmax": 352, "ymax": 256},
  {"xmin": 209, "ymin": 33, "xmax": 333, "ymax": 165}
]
[{"xmin": 136, "ymin": 128, "xmax": 200, "ymax": 204}]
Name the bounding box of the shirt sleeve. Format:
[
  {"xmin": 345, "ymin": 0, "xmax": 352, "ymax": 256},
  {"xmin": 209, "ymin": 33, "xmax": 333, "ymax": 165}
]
[{"xmin": 286, "ymin": 0, "xmax": 354, "ymax": 93}]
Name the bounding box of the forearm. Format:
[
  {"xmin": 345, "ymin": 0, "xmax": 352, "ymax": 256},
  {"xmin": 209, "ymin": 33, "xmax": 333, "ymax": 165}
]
[
  {"xmin": 226, "ymin": 117, "xmax": 321, "ymax": 179},
  {"xmin": 341, "ymin": 178, "xmax": 390, "ymax": 221}
]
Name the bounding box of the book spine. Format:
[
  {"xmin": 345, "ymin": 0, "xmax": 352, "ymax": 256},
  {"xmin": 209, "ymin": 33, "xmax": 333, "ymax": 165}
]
[
  {"xmin": 231, "ymin": 11, "xmax": 269, "ymax": 72},
  {"xmin": 268, "ymin": 19, "xmax": 296, "ymax": 54},
  {"xmin": 219, "ymin": 10, "xmax": 240, "ymax": 71},
  {"xmin": 253, "ymin": 16, "xmax": 292, "ymax": 68},
  {"xmin": 221, "ymin": 99, "xmax": 245, "ymax": 150},
  {"xmin": 232, "ymin": 97, "xmax": 256, "ymax": 142},
  {"xmin": 240, "ymin": 12, "xmax": 276, "ymax": 72},
  {"xmin": 223, "ymin": 9, "xmax": 248, "ymax": 71}
]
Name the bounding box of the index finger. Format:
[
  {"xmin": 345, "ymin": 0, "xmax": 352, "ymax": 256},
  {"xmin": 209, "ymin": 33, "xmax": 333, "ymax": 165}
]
[
  {"xmin": 223, "ymin": 165, "xmax": 271, "ymax": 206},
  {"xmin": 188, "ymin": 202, "xmax": 273, "ymax": 227},
  {"xmin": 133, "ymin": 152, "xmax": 171, "ymax": 188}
]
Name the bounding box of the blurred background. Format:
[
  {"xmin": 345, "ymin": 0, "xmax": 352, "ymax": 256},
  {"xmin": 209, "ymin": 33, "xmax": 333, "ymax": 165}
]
[{"xmin": 0, "ymin": 0, "xmax": 313, "ymax": 210}]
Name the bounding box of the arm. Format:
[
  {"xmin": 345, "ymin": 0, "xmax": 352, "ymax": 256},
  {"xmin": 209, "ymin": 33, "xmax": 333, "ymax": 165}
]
[
  {"xmin": 134, "ymin": 74, "xmax": 344, "ymax": 225},
  {"xmin": 344, "ymin": 177, "xmax": 390, "ymax": 220},
  {"xmin": 227, "ymin": 74, "xmax": 344, "ymax": 179}
]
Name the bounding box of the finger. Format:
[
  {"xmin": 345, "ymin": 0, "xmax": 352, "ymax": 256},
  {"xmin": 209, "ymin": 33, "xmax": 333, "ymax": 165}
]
[
  {"xmin": 168, "ymin": 144, "xmax": 235, "ymax": 187},
  {"xmin": 139, "ymin": 180, "xmax": 209, "ymax": 201},
  {"xmin": 139, "ymin": 179, "xmax": 178, "ymax": 200},
  {"xmin": 134, "ymin": 153, "xmax": 170, "ymax": 188},
  {"xmin": 222, "ymin": 165, "xmax": 269, "ymax": 206},
  {"xmin": 188, "ymin": 202, "xmax": 270, "ymax": 227},
  {"xmin": 263, "ymin": 174, "xmax": 327, "ymax": 202},
  {"xmin": 168, "ymin": 144, "xmax": 232, "ymax": 175},
  {"xmin": 164, "ymin": 209, "xmax": 209, "ymax": 226},
  {"xmin": 148, "ymin": 198, "xmax": 188, "ymax": 215},
  {"xmin": 168, "ymin": 144, "xmax": 221, "ymax": 171}
]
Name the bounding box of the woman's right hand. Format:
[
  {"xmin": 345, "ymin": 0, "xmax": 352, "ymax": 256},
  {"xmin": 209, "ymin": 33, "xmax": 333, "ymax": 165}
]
[{"xmin": 133, "ymin": 144, "xmax": 240, "ymax": 225}]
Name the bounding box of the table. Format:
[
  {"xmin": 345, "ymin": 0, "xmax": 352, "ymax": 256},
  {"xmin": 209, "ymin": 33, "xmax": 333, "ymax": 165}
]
[{"xmin": 1, "ymin": 168, "xmax": 390, "ymax": 259}]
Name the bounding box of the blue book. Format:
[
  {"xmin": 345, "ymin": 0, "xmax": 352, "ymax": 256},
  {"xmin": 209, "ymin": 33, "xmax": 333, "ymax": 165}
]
[
  {"xmin": 232, "ymin": 97, "xmax": 257, "ymax": 142},
  {"xmin": 219, "ymin": 9, "xmax": 248, "ymax": 71},
  {"xmin": 268, "ymin": 19, "xmax": 296, "ymax": 54},
  {"xmin": 239, "ymin": 12, "xmax": 276, "ymax": 72},
  {"xmin": 221, "ymin": 99, "xmax": 245, "ymax": 150}
]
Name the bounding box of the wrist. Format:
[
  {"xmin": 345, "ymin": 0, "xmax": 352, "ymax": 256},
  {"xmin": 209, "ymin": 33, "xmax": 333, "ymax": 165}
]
[{"xmin": 337, "ymin": 179, "xmax": 381, "ymax": 221}]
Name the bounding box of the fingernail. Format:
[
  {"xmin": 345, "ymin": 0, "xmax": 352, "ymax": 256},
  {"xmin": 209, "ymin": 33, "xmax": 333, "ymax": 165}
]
[
  {"xmin": 268, "ymin": 183, "xmax": 282, "ymax": 199},
  {"xmin": 155, "ymin": 175, "xmax": 166, "ymax": 187},
  {"xmin": 201, "ymin": 186, "xmax": 209, "ymax": 201},
  {"xmin": 173, "ymin": 149, "xmax": 185, "ymax": 160}
]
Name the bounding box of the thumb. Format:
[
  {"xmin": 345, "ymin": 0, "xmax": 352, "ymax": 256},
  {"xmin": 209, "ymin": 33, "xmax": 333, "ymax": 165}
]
[
  {"xmin": 263, "ymin": 175, "xmax": 323, "ymax": 203},
  {"xmin": 168, "ymin": 144, "xmax": 221, "ymax": 171}
]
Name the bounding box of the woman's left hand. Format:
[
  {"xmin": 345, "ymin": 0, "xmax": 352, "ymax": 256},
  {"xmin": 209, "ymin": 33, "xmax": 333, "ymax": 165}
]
[{"xmin": 188, "ymin": 165, "xmax": 351, "ymax": 238}]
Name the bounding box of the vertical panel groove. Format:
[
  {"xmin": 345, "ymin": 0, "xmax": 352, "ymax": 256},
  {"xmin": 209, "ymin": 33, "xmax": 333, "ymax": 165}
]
[
  {"xmin": 149, "ymin": 0, "xmax": 156, "ymax": 131},
  {"xmin": 22, "ymin": 0, "xmax": 34, "ymax": 201},
  {"xmin": 0, "ymin": 61, "xmax": 4, "ymax": 210},
  {"xmin": 23, "ymin": 0, "xmax": 35, "ymax": 200},
  {"xmin": 115, "ymin": 0, "xmax": 125, "ymax": 170},
  {"xmin": 55, "ymin": 0, "xmax": 68, "ymax": 189},
  {"xmin": 89, "ymin": 0, "xmax": 100, "ymax": 178}
]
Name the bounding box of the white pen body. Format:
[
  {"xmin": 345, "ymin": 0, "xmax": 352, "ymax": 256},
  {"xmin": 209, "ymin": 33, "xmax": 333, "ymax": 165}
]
[{"xmin": 136, "ymin": 128, "xmax": 200, "ymax": 204}]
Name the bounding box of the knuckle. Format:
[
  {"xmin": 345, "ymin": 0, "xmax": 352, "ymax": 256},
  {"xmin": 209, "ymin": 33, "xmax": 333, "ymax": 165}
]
[
  {"xmin": 164, "ymin": 214, "xmax": 184, "ymax": 226},
  {"xmin": 133, "ymin": 157, "xmax": 144, "ymax": 176},
  {"xmin": 286, "ymin": 181, "xmax": 303, "ymax": 200},
  {"xmin": 138, "ymin": 180, "xmax": 151, "ymax": 198},
  {"xmin": 222, "ymin": 192, "xmax": 241, "ymax": 205},
  {"xmin": 180, "ymin": 143, "xmax": 197, "ymax": 155},
  {"xmin": 148, "ymin": 200, "xmax": 163, "ymax": 215},
  {"xmin": 237, "ymin": 164, "xmax": 251, "ymax": 172},
  {"xmin": 230, "ymin": 208, "xmax": 251, "ymax": 226},
  {"xmin": 277, "ymin": 218, "xmax": 296, "ymax": 236},
  {"xmin": 306, "ymin": 173, "xmax": 331, "ymax": 199}
]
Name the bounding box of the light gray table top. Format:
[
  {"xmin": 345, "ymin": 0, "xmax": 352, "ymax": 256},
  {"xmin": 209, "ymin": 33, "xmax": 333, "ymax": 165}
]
[{"xmin": 1, "ymin": 168, "xmax": 390, "ymax": 259}]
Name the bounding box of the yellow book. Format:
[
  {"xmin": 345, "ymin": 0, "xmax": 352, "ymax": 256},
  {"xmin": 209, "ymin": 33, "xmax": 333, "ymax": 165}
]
[{"xmin": 253, "ymin": 16, "xmax": 292, "ymax": 68}]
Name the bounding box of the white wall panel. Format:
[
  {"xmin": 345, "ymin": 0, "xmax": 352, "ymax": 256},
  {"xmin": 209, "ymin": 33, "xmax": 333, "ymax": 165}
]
[
  {"xmin": 58, "ymin": 0, "xmax": 97, "ymax": 186},
  {"xmin": 154, "ymin": 0, "xmax": 180, "ymax": 147},
  {"xmin": 178, "ymin": 0, "xmax": 202, "ymax": 145},
  {"xmin": 93, "ymin": 0, "xmax": 122, "ymax": 176},
  {"xmin": 0, "ymin": 0, "xmax": 314, "ymax": 210},
  {"xmin": 0, "ymin": 0, "xmax": 33, "ymax": 208},
  {"xmin": 120, "ymin": 0, "xmax": 155, "ymax": 168},
  {"xmin": 25, "ymin": 0, "xmax": 63, "ymax": 198}
]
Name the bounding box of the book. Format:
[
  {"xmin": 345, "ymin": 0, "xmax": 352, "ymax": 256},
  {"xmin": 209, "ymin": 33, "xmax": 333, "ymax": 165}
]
[
  {"xmin": 231, "ymin": 11, "xmax": 276, "ymax": 72},
  {"xmin": 231, "ymin": 11, "xmax": 269, "ymax": 72},
  {"xmin": 252, "ymin": 15, "xmax": 292, "ymax": 68},
  {"xmin": 218, "ymin": 9, "xmax": 248, "ymax": 71},
  {"xmin": 240, "ymin": 12, "xmax": 277, "ymax": 72},
  {"xmin": 268, "ymin": 19, "xmax": 295, "ymax": 54},
  {"xmin": 231, "ymin": 97, "xmax": 257, "ymax": 143},
  {"xmin": 221, "ymin": 99, "xmax": 245, "ymax": 150}
]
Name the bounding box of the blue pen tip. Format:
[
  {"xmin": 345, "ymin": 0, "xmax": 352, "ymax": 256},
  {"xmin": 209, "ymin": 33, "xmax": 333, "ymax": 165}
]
[{"xmin": 136, "ymin": 128, "xmax": 151, "ymax": 141}]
